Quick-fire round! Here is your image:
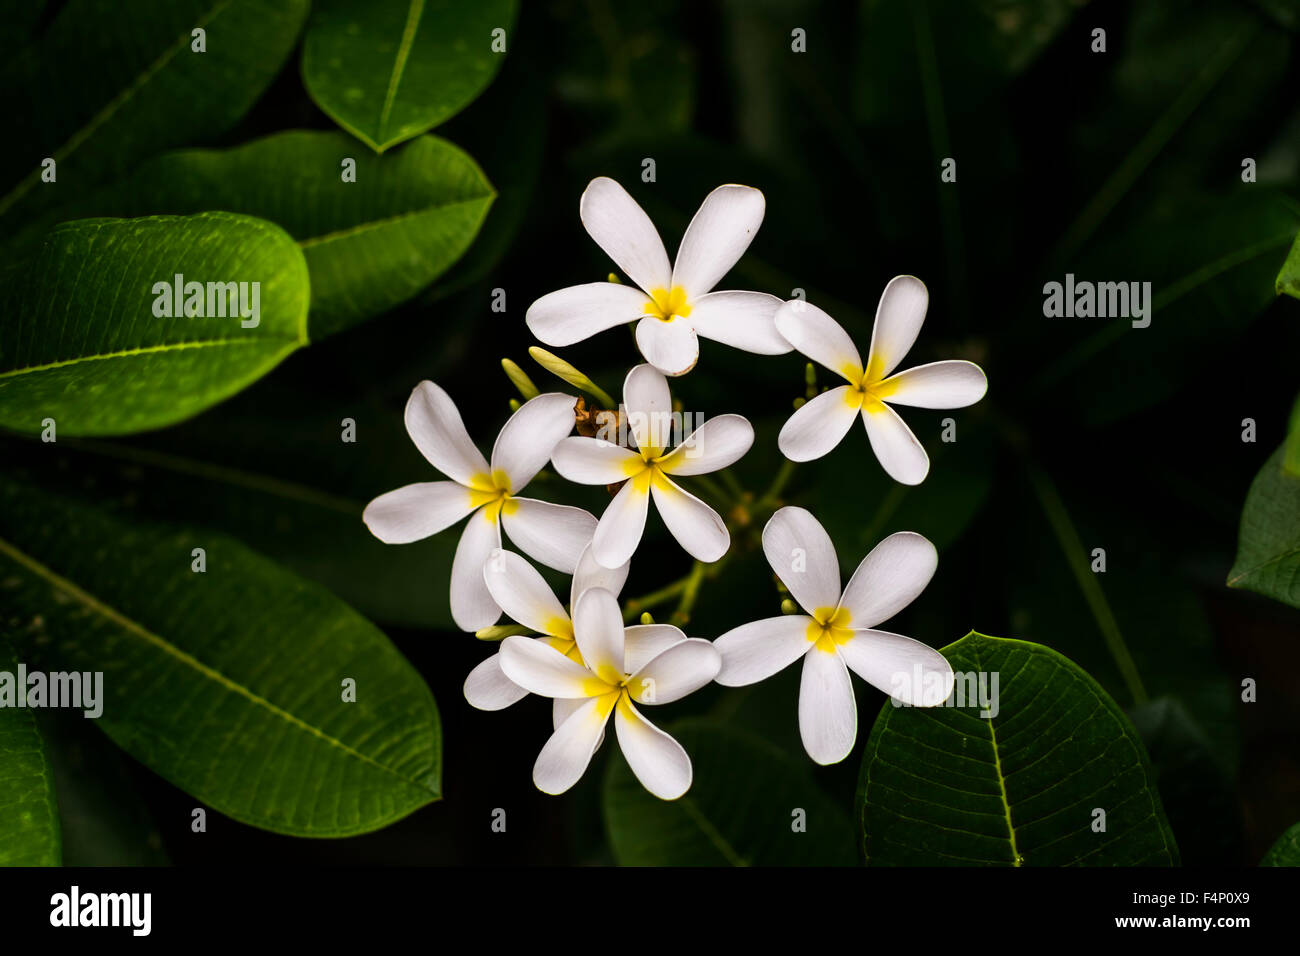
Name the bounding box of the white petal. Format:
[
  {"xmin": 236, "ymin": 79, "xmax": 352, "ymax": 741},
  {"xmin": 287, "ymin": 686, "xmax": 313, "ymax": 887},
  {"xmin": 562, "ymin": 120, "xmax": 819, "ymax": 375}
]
[
  {"xmin": 623, "ymin": 624, "xmax": 687, "ymax": 674},
  {"xmin": 671, "ymin": 184, "xmax": 765, "ymax": 297},
  {"xmin": 761, "ymin": 506, "xmax": 841, "ymax": 614},
  {"xmin": 777, "ymin": 385, "xmax": 861, "ymax": 462},
  {"xmin": 626, "ymin": 638, "xmax": 720, "ymax": 705},
  {"xmin": 635, "ymin": 316, "xmax": 698, "ymax": 377},
  {"xmin": 463, "ymin": 654, "xmax": 528, "ymax": 711},
  {"xmin": 552, "ymin": 696, "xmax": 606, "ymax": 754},
  {"xmin": 862, "ymin": 401, "xmax": 929, "ymax": 485},
  {"xmin": 799, "ymin": 648, "xmax": 857, "ymax": 765},
  {"xmin": 837, "ymin": 531, "xmax": 937, "ymax": 629},
  {"xmin": 650, "ymin": 475, "xmax": 729, "ymax": 563},
  {"xmin": 449, "ymin": 507, "xmax": 503, "ymax": 631},
  {"xmin": 773, "ymin": 300, "xmax": 863, "ymax": 382},
  {"xmin": 571, "ymin": 587, "xmax": 626, "ymax": 682},
  {"xmin": 614, "ymin": 696, "xmax": 692, "ymax": 800},
  {"xmin": 866, "ymin": 275, "xmax": 928, "ymax": 379},
  {"xmin": 688, "ymin": 291, "xmax": 791, "ymax": 355},
  {"xmin": 881, "ymin": 360, "xmax": 987, "ymax": 409},
  {"xmin": 592, "ymin": 475, "xmax": 651, "ymax": 569},
  {"xmin": 499, "ymin": 635, "xmax": 604, "ymax": 698},
  {"xmin": 657, "ymin": 414, "xmax": 754, "ymax": 477},
  {"xmin": 621, "ymin": 363, "xmax": 674, "ymax": 455},
  {"xmin": 534, "ymin": 693, "xmax": 617, "ymax": 795},
  {"xmin": 525, "ymin": 282, "xmax": 650, "ymax": 347},
  {"xmin": 404, "ymin": 381, "xmax": 490, "ymax": 487},
  {"xmin": 362, "ymin": 481, "xmax": 475, "ymax": 544},
  {"xmin": 490, "ymin": 392, "xmax": 577, "ymax": 492},
  {"xmin": 501, "ymin": 497, "xmax": 597, "ymax": 573},
  {"xmin": 481, "ymin": 548, "xmax": 571, "ymax": 637},
  {"xmin": 551, "ymin": 436, "xmax": 642, "ymax": 485},
  {"xmin": 838, "ymin": 629, "xmax": 954, "ymax": 706},
  {"xmin": 580, "ymin": 177, "xmax": 672, "ymax": 293},
  {"xmin": 714, "ymin": 615, "xmax": 815, "ymax": 686},
  {"xmin": 571, "ymin": 542, "xmax": 630, "ymax": 606}
]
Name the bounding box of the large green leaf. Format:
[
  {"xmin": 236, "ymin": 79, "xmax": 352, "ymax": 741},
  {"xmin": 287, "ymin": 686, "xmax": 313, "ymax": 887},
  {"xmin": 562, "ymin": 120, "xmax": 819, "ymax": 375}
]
[
  {"xmin": 0, "ymin": 0, "xmax": 309, "ymax": 223},
  {"xmin": 0, "ymin": 212, "xmax": 309, "ymax": 437},
  {"xmin": 1228, "ymin": 444, "xmax": 1300, "ymax": 608},
  {"xmin": 1261, "ymin": 822, "xmax": 1300, "ymax": 865},
  {"xmin": 858, "ymin": 632, "xmax": 1178, "ymax": 866},
  {"xmin": 302, "ymin": 0, "xmax": 517, "ymax": 152},
  {"xmin": 1276, "ymin": 229, "xmax": 1300, "ymax": 299},
  {"xmin": 603, "ymin": 718, "xmax": 857, "ymax": 866},
  {"xmin": 0, "ymin": 632, "xmax": 62, "ymax": 866},
  {"xmin": 11, "ymin": 131, "xmax": 496, "ymax": 339},
  {"xmin": 0, "ymin": 474, "xmax": 442, "ymax": 837}
]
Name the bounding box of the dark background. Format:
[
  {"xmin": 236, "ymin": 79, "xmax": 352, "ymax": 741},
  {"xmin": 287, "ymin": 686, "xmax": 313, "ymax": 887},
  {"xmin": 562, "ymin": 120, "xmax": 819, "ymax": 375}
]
[{"xmin": 9, "ymin": 0, "xmax": 1300, "ymax": 865}]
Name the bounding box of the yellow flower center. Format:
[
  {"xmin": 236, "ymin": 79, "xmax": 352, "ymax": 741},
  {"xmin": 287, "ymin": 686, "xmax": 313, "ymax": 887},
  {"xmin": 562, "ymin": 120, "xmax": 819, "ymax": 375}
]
[
  {"xmin": 840, "ymin": 356, "xmax": 900, "ymax": 413},
  {"xmin": 806, "ymin": 606, "xmax": 854, "ymax": 654},
  {"xmin": 467, "ymin": 469, "xmax": 518, "ymax": 523},
  {"xmin": 644, "ymin": 286, "xmax": 693, "ymax": 323}
]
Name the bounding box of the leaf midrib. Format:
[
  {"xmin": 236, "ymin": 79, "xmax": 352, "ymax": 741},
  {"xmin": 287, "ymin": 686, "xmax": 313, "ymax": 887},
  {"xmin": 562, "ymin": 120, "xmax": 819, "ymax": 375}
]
[
  {"xmin": 0, "ymin": 533, "xmax": 435, "ymax": 796},
  {"xmin": 376, "ymin": 0, "xmax": 427, "ymax": 145},
  {"xmin": 0, "ymin": 336, "xmax": 299, "ymax": 380}
]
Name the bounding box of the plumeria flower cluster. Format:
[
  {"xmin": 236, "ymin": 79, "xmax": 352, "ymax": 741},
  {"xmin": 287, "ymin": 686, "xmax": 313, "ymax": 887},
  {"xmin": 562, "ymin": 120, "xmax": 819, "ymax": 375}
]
[{"xmin": 362, "ymin": 176, "xmax": 985, "ymax": 799}]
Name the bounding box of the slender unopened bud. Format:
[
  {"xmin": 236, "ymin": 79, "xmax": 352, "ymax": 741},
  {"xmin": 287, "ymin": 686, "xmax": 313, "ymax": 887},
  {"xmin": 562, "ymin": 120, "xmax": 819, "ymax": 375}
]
[
  {"xmin": 475, "ymin": 624, "xmax": 531, "ymax": 641},
  {"xmin": 502, "ymin": 358, "xmax": 540, "ymax": 400},
  {"xmin": 528, "ymin": 346, "xmax": 616, "ymax": 409}
]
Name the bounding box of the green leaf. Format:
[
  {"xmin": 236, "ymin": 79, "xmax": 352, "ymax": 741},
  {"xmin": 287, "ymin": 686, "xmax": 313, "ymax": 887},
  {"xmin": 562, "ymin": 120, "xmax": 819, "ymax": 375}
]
[
  {"xmin": 603, "ymin": 718, "xmax": 858, "ymax": 866},
  {"xmin": 0, "ymin": 473, "xmax": 442, "ymax": 837},
  {"xmin": 1261, "ymin": 822, "xmax": 1300, "ymax": 865},
  {"xmin": 1285, "ymin": 393, "xmax": 1300, "ymax": 475},
  {"xmin": 0, "ymin": 0, "xmax": 309, "ymax": 223},
  {"xmin": 0, "ymin": 212, "xmax": 309, "ymax": 437},
  {"xmin": 11, "ymin": 131, "xmax": 496, "ymax": 339},
  {"xmin": 1229, "ymin": 444, "xmax": 1300, "ymax": 608},
  {"xmin": 302, "ymin": 0, "xmax": 517, "ymax": 152},
  {"xmin": 858, "ymin": 631, "xmax": 1178, "ymax": 866},
  {"xmin": 0, "ymin": 632, "xmax": 62, "ymax": 866},
  {"xmin": 1276, "ymin": 229, "xmax": 1300, "ymax": 299}
]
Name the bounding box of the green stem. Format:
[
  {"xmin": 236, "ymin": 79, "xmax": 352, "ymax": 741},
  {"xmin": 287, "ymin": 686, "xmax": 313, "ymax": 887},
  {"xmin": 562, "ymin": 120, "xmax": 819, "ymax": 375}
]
[
  {"xmin": 670, "ymin": 560, "xmax": 707, "ymax": 626},
  {"xmin": 753, "ymin": 458, "xmax": 797, "ymax": 513},
  {"xmin": 622, "ymin": 578, "xmax": 689, "ymax": 623},
  {"xmin": 718, "ymin": 467, "xmax": 746, "ymax": 499},
  {"xmin": 1026, "ymin": 462, "xmax": 1148, "ymax": 706}
]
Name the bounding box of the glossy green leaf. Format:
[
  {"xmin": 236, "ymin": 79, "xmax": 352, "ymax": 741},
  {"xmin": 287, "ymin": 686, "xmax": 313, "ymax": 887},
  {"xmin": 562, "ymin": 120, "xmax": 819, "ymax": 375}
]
[
  {"xmin": 0, "ymin": 474, "xmax": 442, "ymax": 837},
  {"xmin": 604, "ymin": 718, "xmax": 857, "ymax": 866},
  {"xmin": 1261, "ymin": 822, "xmax": 1300, "ymax": 865},
  {"xmin": 0, "ymin": 212, "xmax": 309, "ymax": 437},
  {"xmin": 858, "ymin": 631, "xmax": 1178, "ymax": 866},
  {"xmin": 302, "ymin": 0, "xmax": 517, "ymax": 152},
  {"xmin": 0, "ymin": 632, "xmax": 62, "ymax": 866},
  {"xmin": 0, "ymin": 0, "xmax": 309, "ymax": 223},
  {"xmin": 13, "ymin": 131, "xmax": 496, "ymax": 339},
  {"xmin": 1228, "ymin": 444, "xmax": 1300, "ymax": 608}
]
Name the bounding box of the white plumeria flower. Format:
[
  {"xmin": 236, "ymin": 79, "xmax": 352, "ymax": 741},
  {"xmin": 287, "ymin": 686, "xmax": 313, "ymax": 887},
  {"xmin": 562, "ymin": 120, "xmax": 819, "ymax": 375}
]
[
  {"xmin": 525, "ymin": 176, "xmax": 793, "ymax": 376},
  {"xmin": 775, "ymin": 275, "xmax": 987, "ymax": 484},
  {"xmin": 550, "ymin": 364, "xmax": 754, "ymax": 569},
  {"xmin": 499, "ymin": 587, "xmax": 720, "ymax": 799},
  {"xmin": 465, "ymin": 545, "xmax": 688, "ymax": 734},
  {"xmin": 714, "ymin": 506, "xmax": 954, "ymax": 766},
  {"xmin": 362, "ymin": 383, "xmax": 597, "ymax": 632}
]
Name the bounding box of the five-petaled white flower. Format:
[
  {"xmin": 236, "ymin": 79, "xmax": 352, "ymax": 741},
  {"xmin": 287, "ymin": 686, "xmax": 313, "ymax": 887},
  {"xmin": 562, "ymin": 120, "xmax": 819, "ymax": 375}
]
[
  {"xmin": 363, "ymin": 383, "xmax": 596, "ymax": 631},
  {"xmin": 550, "ymin": 364, "xmax": 754, "ymax": 569},
  {"xmin": 499, "ymin": 587, "xmax": 720, "ymax": 799},
  {"xmin": 465, "ymin": 546, "xmax": 686, "ymax": 732},
  {"xmin": 525, "ymin": 177, "xmax": 793, "ymax": 377},
  {"xmin": 775, "ymin": 275, "xmax": 987, "ymax": 484},
  {"xmin": 714, "ymin": 506, "xmax": 954, "ymax": 765}
]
